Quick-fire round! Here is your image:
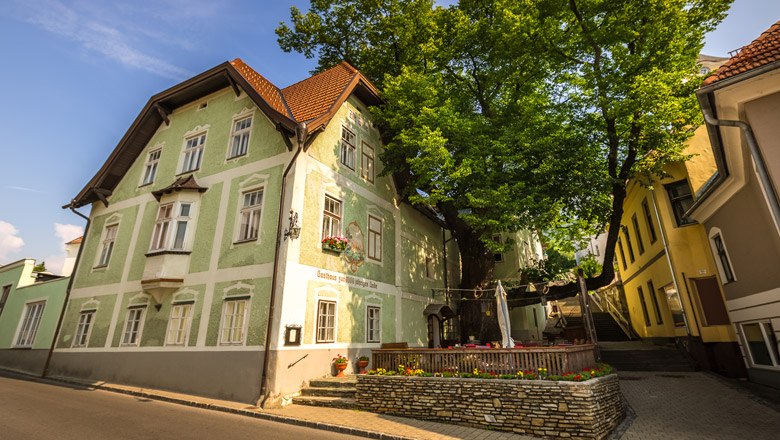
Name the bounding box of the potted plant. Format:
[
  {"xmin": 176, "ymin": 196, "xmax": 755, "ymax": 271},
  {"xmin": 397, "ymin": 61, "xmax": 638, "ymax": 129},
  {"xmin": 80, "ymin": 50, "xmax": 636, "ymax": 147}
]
[
  {"xmin": 332, "ymin": 354, "xmax": 348, "ymax": 377},
  {"xmin": 322, "ymin": 236, "xmax": 348, "ymax": 253},
  {"xmin": 357, "ymin": 355, "xmax": 370, "ymax": 374}
]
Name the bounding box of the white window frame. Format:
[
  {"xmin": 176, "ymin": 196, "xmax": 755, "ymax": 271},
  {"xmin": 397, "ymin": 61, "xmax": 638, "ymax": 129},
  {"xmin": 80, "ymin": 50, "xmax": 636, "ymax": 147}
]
[
  {"xmin": 121, "ymin": 307, "xmax": 146, "ymax": 346},
  {"xmin": 340, "ymin": 126, "xmax": 356, "ymax": 171},
  {"xmin": 708, "ymin": 228, "xmax": 737, "ymax": 284},
  {"xmin": 740, "ymin": 320, "xmax": 780, "ymax": 369},
  {"xmin": 316, "ymin": 299, "xmax": 337, "ymax": 343},
  {"xmin": 14, "ymin": 300, "xmax": 46, "ymax": 348},
  {"xmin": 366, "ymin": 305, "xmax": 381, "ymax": 343},
  {"xmin": 180, "ymin": 132, "xmax": 207, "ymax": 173},
  {"xmin": 150, "ymin": 202, "xmax": 193, "ymax": 252},
  {"xmin": 219, "ymin": 298, "xmax": 249, "ymax": 345},
  {"xmin": 322, "ymin": 195, "xmax": 342, "ymax": 240},
  {"xmin": 72, "ymin": 310, "xmax": 95, "ymax": 348},
  {"xmin": 237, "ymin": 188, "xmax": 264, "ymax": 242},
  {"xmin": 97, "ymin": 223, "xmax": 118, "ymax": 268},
  {"xmin": 367, "ymin": 215, "xmax": 382, "ymax": 262},
  {"xmin": 361, "ymin": 141, "xmax": 375, "ymax": 183},
  {"xmin": 140, "ymin": 147, "xmax": 162, "ymax": 186},
  {"xmin": 165, "ymin": 302, "xmax": 193, "ymax": 346},
  {"xmin": 228, "ymin": 115, "xmax": 253, "ymax": 159}
]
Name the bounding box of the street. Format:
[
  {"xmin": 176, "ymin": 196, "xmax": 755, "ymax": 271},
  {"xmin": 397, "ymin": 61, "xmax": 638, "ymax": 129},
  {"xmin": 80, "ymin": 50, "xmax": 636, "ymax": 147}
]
[{"xmin": 0, "ymin": 373, "xmax": 361, "ymax": 440}]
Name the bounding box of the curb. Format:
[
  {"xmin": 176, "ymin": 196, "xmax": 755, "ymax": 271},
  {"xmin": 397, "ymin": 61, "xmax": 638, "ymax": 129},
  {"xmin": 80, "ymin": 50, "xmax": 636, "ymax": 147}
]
[{"xmin": 1, "ymin": 370, "xmax": 415, "ymax": 440}]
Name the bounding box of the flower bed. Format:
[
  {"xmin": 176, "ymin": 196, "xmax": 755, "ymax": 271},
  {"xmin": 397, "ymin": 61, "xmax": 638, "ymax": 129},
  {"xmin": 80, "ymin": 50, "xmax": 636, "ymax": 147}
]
[
  {"xmin": 322, "ymin": 236, "xmax": 348, "ymax": 252},
  {"xmin": 368, "ymin": 363, "xmax": 615, "ymax": 382},
  {"xmin": 357, "ymin": 369, "xmax": 625, "ymax": 439}
]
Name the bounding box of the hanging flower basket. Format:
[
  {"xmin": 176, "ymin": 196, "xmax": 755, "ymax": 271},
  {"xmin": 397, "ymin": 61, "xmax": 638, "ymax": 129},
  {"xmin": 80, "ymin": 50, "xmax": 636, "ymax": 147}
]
[{"xmin": 322, "ymin": 236, "xmax": 348, "ymax": 253}]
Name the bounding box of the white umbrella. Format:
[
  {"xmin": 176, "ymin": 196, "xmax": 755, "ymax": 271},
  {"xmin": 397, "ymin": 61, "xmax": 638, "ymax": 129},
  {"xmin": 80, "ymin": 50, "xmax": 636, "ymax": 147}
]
[{"xmin": 495, "ymin": 281, "xmax": 515, "ymax": 348}]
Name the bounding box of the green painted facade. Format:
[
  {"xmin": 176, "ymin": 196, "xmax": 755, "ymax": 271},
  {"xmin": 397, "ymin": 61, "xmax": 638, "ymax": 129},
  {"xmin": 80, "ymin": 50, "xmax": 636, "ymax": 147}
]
[{"xmin": 0, "ymin": 259, "xmax": 69, "ymax": 375}]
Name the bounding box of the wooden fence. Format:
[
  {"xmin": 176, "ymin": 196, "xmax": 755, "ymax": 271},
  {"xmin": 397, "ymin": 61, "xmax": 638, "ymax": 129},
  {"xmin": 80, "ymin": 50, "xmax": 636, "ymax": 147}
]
[{"xmin": 371, "ymin": 344, "xmax": 596, "ymax": 376}]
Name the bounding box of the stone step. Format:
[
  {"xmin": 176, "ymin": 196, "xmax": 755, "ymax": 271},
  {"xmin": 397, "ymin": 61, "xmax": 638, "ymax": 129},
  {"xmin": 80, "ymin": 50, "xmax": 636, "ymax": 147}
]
[
  {"xmin": 292, "ymin": 396, "xmax": 357, "ymax": 409},
  {"xmin": 300, "ymin": 386, "xmax": 356, "ymax": 398},
  {"xmin": 309, "ymin": 378, "xmax": 358, "ymax": 389}
]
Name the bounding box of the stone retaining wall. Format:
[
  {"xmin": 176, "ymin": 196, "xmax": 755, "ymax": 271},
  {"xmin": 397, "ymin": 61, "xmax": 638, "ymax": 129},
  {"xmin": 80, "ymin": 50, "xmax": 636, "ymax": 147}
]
[{"xmin": 356, "ymin": 374, "xmax": 624, "ymax": 439}]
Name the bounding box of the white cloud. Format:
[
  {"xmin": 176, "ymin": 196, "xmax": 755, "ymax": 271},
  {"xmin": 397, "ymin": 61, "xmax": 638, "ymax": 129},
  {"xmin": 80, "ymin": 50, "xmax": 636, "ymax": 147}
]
[
  {"xmin": 45, "ymin": 223, "xmax": 84, "ymax": 275},
  {"xmin": 6, "ymin": 185, "xmax": 44, "ymax": 193},
  {"xmin": 0, "ymin": 221, "xmax": 25, "ymax": 262},
  {"xmin": 19, "ymin": 0, "xmax": 190, "ymax": 80}
]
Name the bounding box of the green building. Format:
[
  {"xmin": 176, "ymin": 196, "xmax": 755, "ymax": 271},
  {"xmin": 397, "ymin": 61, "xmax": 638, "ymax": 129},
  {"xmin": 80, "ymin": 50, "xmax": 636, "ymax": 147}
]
[
  {"xmin": 50, "ymin": 60, "xmax": 465, "ymax": 405},
  {"xmin": 0, "ymin": 259, "xmax": 69, "ymax": 375}
]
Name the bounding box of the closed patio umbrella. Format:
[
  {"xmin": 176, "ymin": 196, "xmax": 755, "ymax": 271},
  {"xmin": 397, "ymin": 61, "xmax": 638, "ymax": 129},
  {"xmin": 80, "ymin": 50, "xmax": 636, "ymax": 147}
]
[{"xmin": 495, "ymin": 281, "xmax": 515, "ymax": 348}]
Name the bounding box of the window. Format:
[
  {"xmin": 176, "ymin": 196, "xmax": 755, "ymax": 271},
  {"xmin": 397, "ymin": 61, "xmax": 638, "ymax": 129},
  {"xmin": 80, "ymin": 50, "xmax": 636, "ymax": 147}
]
[
  {"xmin": 622, "ymin": 227, "xmax": 635, "ymax": 263},
  {"xmin": 637, "ymin": 286, "xmax": 651, "ymax": 327},
  {"xmin": 150, "ymin": 203, "xmax": 191, "ymax": 251},
  {"xmin": 15, "ymin": 301, "xmax": 45, "ymax": 347},
  {"xmin": 367, "ymin": 215, "xmax": 382, "ymax": 261},
  {"xmin": 617, "ymin": 238, "xmax": 627, "ymax": 270},
  {"xmin": 425, "ymin": 256, "xmax": 435, "ymax": 279},
  {"xmin": 238, "ymin": 189, "xmax": 263, "ymax": 242},
  {"xmin": 97, "ymin": 224, "xmax": 118, "ymax": 267},
  {"xmin": 642, "ymin": 198, "xmax": 657, "ymax": 243},
  {"xmin": 166, "ymin": 303, "xmax": 193, "ymax": 346},
  {"xmin": 741, "ymin": 321, "xmax": 779, "ymax": 367},
  {"xmin": 340, "ymin": 127, "xmax": 356, "ymax": 170},
  {"xmin": 492, "ymin": 234, "xmax": 504, "ymax": 262},
  {"xmin": 316, "ymin": 300, "xmax": 336, "ymax": 343},
  {"xmin": 367, "ymin": 306, "xmax": 381, "ymax": 343},
  {"xmin": 121, "ymin": 307, "xmax": 145, "ymax": 346},
  {"xmin": 632, "ymin": 214, "xmax": 645, "ymax": 255},
  {"xmin": 141, "ymin": 149, "xmax": 161, "ymax": 186},
  {"xmin": 73, "ymin": 311, "xmax": 95, "ymax": 348},
  {"xmin": 0, "ymin": 285, "xmax": 11, "ymax": 318},
  {"xmin": 647, "ymin": 280, "xmax": 663, "ymax": 325},
  {"xmin": 229, "ymin": 116, "xmax": 252, "ymax": 158},
  {"xmin": 322, "ymin": 196, "xmax": 342, "ymax": 239},
  {"xmin": 361, "ymin": 142, "xmax": 374, "ymax": 183},
  {"xmin": 665, "ymin": 180, "xmax": 695, "ymax": 226},
  {"xmin": 712, "ymin": 233, "xmax": 735, "ymax": 283},
  {"xmin": 220, "ymin": 299, "xmax": 248, "ymax": 345},
  {"xmin": 181, "ymin": 133, "xmax": 206, "ymax": 173}
]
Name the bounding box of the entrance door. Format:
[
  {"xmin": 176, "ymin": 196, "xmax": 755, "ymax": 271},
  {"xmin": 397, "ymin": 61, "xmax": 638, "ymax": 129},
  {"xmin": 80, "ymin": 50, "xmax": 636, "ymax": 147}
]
[{"xmin": 691, "ymin": 277, "xmax": 731, "ymax": 326}]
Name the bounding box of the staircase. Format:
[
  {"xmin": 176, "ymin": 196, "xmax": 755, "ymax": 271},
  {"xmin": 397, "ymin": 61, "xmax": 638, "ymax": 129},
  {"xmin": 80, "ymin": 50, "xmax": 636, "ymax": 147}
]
[
  {"xmin": 591, "ymin": 312, "xmax": 631, "ymax": 341},
  {"xmin": 292, "ymin": 377, "xmax": 357, "ymax": 409},
  {"xmin": 600, "ymin": 341, "xmax": 696, "ymax": 372}
]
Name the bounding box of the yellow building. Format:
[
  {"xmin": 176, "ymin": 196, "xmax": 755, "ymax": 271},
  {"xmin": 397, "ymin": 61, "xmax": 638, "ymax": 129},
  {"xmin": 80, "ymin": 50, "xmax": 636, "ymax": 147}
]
[{"xmin": 615, "ymin": 125, "xmax": 745, "ymax": 377}]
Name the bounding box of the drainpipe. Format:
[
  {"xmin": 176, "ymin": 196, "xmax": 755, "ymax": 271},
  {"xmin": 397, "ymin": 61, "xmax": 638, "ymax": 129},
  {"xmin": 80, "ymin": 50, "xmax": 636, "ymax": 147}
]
[
  {"xmin": 259, "ymin": 122, "xmax": 307, "ymax": 408},
  {"xmin": 648, "ymin": 189, "xmax": 691, "ymax": 336},
  {"xmin": 42, "ymin": 205, "xmax": 90, "ymax": 378},
  {"xmin": 700, "ymin": 107, "xmax": 780, "ymax": 233}
]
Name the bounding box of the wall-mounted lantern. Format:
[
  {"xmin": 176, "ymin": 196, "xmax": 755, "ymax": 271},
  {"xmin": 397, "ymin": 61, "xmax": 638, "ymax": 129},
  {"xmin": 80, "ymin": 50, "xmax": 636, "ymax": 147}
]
[{"xmin": 284, "ymin": 210, "xmax": 301, "ymax": 240}]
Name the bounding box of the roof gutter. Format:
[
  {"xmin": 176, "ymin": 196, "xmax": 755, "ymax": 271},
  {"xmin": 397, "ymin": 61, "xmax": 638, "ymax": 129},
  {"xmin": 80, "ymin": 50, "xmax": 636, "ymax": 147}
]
[
  {"xmin": 688, "ymin": 60, "xmax": 780, "ymax": 218},
  {"xmin": 259, "ymin": 121, "xmax": 308, "ymax": 408},
  {"xmin": 42, "ymin": 205, "xmax": 90, "ymax": 378}
]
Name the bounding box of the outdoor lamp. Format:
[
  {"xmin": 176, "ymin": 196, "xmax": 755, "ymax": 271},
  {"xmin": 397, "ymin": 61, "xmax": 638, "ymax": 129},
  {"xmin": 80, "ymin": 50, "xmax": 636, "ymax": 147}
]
[{"xmin": 284, "ymin": 210, "xmax": 301, "ymax": 240}]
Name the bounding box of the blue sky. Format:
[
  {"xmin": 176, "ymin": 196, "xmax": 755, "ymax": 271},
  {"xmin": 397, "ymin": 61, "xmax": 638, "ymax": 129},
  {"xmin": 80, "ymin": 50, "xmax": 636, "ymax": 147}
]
[{"xmin": 0, "ymin": 0, "xmax": 778, "ymax": 273}]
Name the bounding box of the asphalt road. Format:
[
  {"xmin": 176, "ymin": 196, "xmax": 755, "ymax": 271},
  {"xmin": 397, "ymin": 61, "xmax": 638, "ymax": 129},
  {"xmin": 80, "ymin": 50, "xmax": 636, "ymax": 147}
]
[{"xmin": 0, "ymin": 373, "xmax": 362, "ymax": 440}]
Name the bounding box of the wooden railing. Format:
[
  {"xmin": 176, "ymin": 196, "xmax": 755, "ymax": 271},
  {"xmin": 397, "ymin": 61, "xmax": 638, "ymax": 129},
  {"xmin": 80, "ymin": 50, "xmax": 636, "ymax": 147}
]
[{"xmin": 371, "ymin": 344, "xmax": 597, "ymax": 376}]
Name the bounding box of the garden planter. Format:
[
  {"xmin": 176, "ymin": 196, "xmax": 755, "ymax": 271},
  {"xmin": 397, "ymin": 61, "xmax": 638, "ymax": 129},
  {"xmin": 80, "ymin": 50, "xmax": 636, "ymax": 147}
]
[
  {"xmin": 322, "ymin": 243, "xmax": 345, "ymax": 253},
  {"xmin": 334, "ymin": 362, "xmax": 348, "ymax": 377},
  {"xmin": 357, "ymin": 360, "xmax": 369, "ymax": 374}
]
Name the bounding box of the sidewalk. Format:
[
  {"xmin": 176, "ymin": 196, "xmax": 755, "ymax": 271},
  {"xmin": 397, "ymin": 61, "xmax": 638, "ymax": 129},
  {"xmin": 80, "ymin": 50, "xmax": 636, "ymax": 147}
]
[{"xmin": 41, "ymin": 373, "xmax": 533, "ymax": 440}]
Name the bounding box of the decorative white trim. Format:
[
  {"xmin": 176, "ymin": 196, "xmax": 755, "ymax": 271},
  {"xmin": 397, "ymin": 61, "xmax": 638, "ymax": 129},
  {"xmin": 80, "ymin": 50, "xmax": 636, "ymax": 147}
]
[
  {"xmin": 80, "ymin": 299, "xmax": 100, "ymax": 311},
  {"xmin": 223, "ymin": 281, "xmax": 255, "ymax": 299},
  {"xmin": 172, "ymin": 288, "xmax": 199, "ymax": 304}
]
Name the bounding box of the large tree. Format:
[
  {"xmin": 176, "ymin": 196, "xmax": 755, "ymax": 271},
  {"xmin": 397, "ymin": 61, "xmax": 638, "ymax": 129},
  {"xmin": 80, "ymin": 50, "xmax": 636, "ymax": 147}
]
[{"xmin": 277, "ymin": 0, "xmax": 730, "ymax": 302}]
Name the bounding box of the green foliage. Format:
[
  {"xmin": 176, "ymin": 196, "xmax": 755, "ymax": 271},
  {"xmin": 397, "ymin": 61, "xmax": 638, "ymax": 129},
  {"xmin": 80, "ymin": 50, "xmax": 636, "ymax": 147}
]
[
  {"xmin": 32, "ymin": 261, "xmax": 46, "ymax": 272},
  {"xmin": 277, "ymin": 0, "xmax": 732, "ymax": 288},
  {"xmin": 578, "ymin": 254, "xmax": 602, "ymax": 278}
]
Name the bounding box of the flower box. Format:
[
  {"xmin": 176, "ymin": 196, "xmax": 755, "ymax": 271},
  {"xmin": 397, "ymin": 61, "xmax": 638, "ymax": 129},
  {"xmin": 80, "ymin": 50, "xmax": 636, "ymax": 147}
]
[{"xmin": 321, "ymin": 236, "xmax": 348, "ymax": 253}]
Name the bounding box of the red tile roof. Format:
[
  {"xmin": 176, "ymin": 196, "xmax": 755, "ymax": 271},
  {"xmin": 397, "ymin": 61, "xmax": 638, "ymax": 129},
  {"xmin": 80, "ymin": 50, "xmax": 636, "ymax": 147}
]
[
  {"xmin": 703, "ymin": 20, "xmax": 780, "ymax": 85},
  {"xmin": 66, "ymin": 236, "xmax": 83, "ymax": 245},
  {"xmin": 230, "ymin": 59, "xmax": 292, "ymax": 118},
  {"xmin": 281, "ymin": 62, "xmax": 360, "ymax": 122}
]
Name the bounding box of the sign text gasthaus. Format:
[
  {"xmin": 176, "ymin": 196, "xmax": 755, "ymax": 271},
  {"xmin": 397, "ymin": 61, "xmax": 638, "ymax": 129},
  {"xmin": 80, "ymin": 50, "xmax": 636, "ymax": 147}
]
[{"xmin": 316, "ymin": 270, "xmax": 379, "ymax": 290}]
